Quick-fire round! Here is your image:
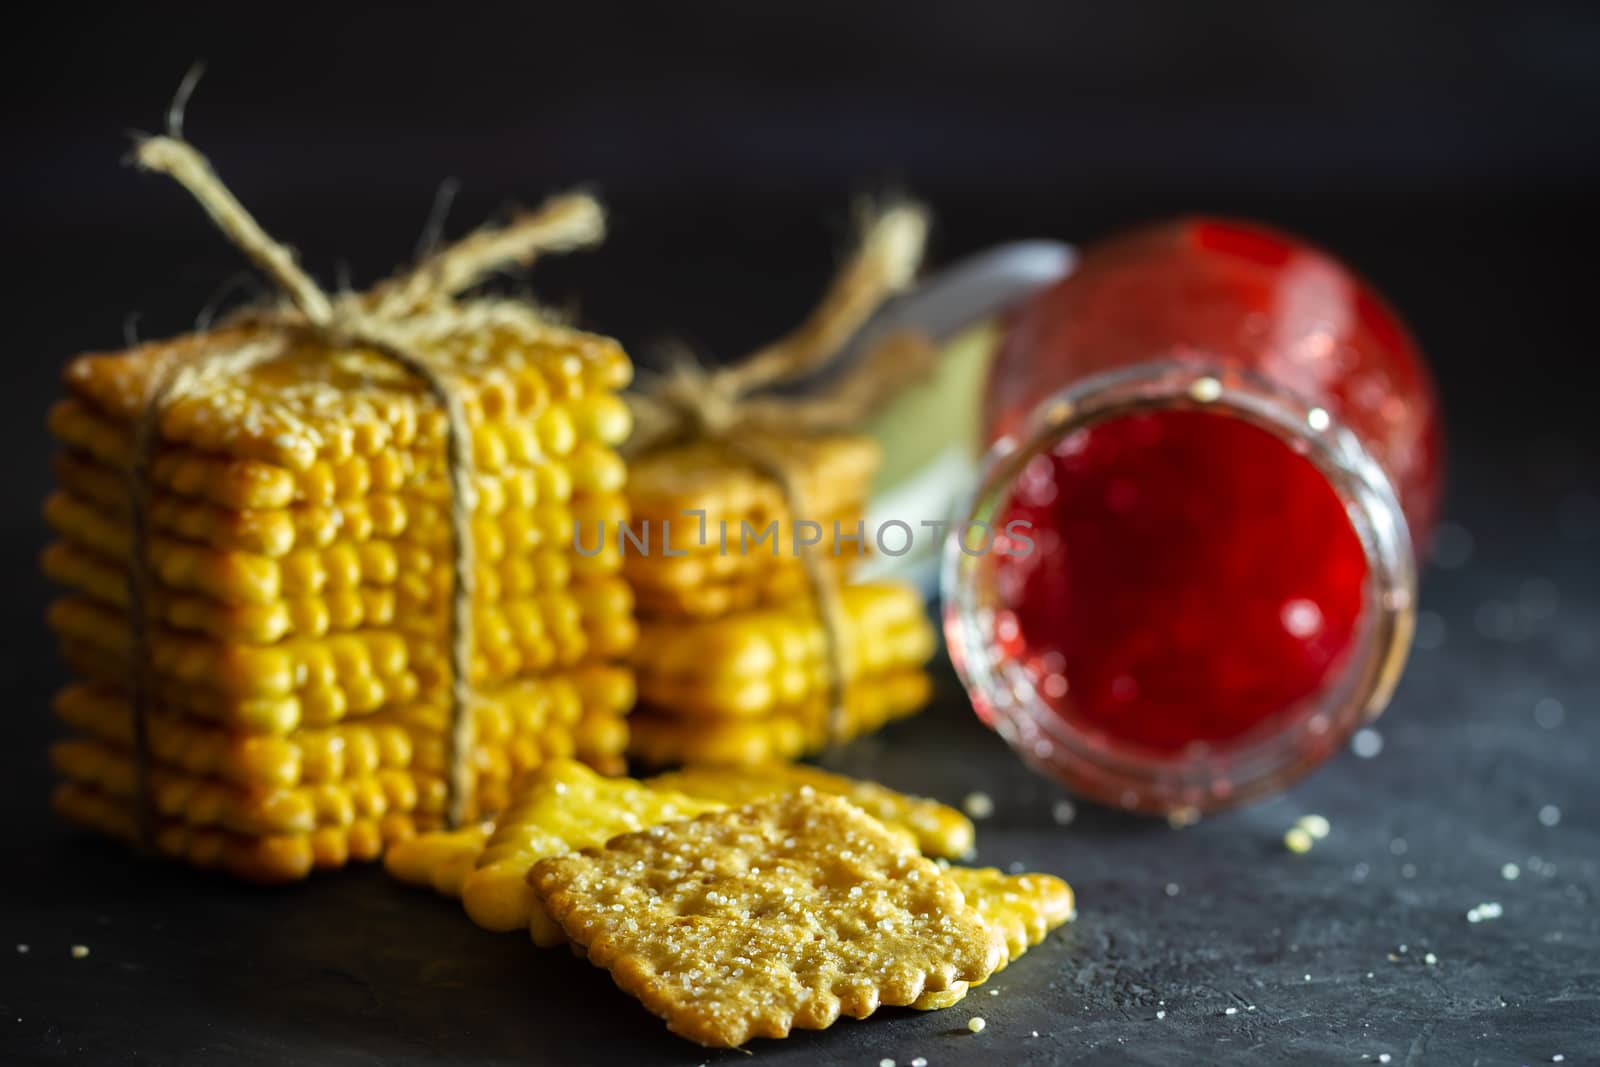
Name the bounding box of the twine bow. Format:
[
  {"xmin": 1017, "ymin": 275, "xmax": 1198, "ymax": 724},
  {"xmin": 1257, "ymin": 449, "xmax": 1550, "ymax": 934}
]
[
  {"xmin": 624, "ymin": 202, "xmax": 936, "ymax": 746},
  {"xmin": 124, "ymin": 133, "xmax": 603, "ymax": 841}
]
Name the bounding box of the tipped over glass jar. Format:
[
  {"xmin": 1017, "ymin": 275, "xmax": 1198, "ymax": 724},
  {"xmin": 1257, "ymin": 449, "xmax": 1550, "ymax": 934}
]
[{"xmin": 942, "ymin": 218, "xmax": 1443, "ymax": 815}]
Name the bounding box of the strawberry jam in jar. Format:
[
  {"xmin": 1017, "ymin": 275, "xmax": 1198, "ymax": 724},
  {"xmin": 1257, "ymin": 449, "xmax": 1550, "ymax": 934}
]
[{"xmin": 943, "ymin": 219, "xmax": 1442, "ymax": 814}]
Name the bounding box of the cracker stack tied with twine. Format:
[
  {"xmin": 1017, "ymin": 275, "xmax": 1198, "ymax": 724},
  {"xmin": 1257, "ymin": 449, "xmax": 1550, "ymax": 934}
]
[
  {"xmin": 46, "ymin": 127, "xmax": 638, "ymax": 881},
  {"xmin": 621, "ymin": 204, "xmax": 942, "ymax": 766}
]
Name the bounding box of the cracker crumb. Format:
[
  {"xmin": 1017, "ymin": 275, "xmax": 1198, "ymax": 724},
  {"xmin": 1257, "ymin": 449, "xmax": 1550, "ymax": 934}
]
[
  {"xmin": 1538, "ymin": 805, "xmax": 1561, "ymax": 828},
  {"xmin": 911, "ymin": 1058, "xmax": 928, "ymax": 1067},
  {"xmin": 967, "ymin": 1016, "xmax": 986, "ymax": 1034},
  {"xmin": 1164, "ymin": 882, "xmax": 1181, "ymax": 897},
  {"xmin": 880, "ymin": 1059, "xmax": 896, "ymax": 1067},
  {"xmin": 1156, "ymin": 1010, "xmax": 1166, "ymax": 1020},
  {"xmin": 1051, "ymin": 800, "xmax": 1076, "ymax": 826},
  {"xmin": 1284, "ymin": 827, "xmax": 1313, "ymax": 854},
  {"xmin": 70, "ymin": 945, "xmax": 89, "ymax": 959},
  {"xmin": 1166, "ymin": 807, "xmax": 1200, "ymax": 829},
  {"xmin": 1501, "ymin": 862, "xmax": 1521, "ymax": 881},
  {"xmin": 1379, "ymin": 1055, "xmax": 1392, "ymax": 1064},
  {"xmin": 1224, "ymin": 1007, "xmax": 1238, "ymax": 1016},
  {"xmin": 1424, "ymin": 952, "xmax": 1438, "ymax": 966},
  {"xmin": 963, "ymin": 793, "xmax": 995, "ymax": 819}
]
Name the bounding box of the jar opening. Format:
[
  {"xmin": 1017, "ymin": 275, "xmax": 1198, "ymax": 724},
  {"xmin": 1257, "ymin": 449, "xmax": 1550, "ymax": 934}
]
[{"xmin": 943, "ymin": 360, "xmax": 1416, "ymax": 813}]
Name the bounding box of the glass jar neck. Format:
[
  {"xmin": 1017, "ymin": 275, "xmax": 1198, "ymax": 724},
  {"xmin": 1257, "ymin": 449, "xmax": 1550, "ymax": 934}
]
[{"xmin": 943, "ymin": 358, "xmax": 1417, "ymax": 814}]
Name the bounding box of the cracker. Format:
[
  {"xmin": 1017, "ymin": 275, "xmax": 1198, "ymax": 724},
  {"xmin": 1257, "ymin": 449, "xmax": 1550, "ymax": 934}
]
[
  {"xmin": 530, "ymin": 791, "xmax": 1002, "ymax": 1047},
  {"xmin": 626, "ymin": 670, "xmax": 932, "ymax": 767},
  {"xmin": 460, "ymin": 760, "xmax": 723, "ymax": 940},
  {"xmin": 949, "ymin": 865, "xmax": 1077, "ymax": 966},
  {"xmin": 384, "ymin": 824, "xmax": 493, "ymax": 896},
  {"xmin": 626, "ymin": 434, "xmax": 879, "ymax": 524},
  {"xmin": 647, "ymin": 763, "xmax": 975, "ymax": 860},
  {"xmin": 909, "ymin": 865, "xmax": 1077, "ymax": 1009},
  {"xmin": 52, "ymin": 780, "xmax": 418, "ymax": 883}
]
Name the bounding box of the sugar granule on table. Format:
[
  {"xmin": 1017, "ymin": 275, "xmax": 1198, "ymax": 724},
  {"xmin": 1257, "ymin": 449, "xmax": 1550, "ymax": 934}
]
[
  {"xmin": 1538, "ymin": 804, "xmax": 1562, "ymax": 827},
  {"xmin": 1051, "ymin": 799, "xmax": 1076, "ymax": 826},
  {"xmin": 1299, "ymin": 814, "xmax": 1331, "ymax": 839},
  {"xmin": 1467, "ymin": 902, "xmax": 1504, "ymax": 923},
  {"xmin": 70, "ymin": 945, "xmax": 89, "ymax": 959}
]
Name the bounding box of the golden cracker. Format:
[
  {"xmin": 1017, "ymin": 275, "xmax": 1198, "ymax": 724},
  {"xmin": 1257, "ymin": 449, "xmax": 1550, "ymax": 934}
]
[
  {"xmin": 384, "ymin": 824, "xmax": 494, "ymax": 896},
  {"xmin": 52, "ymin": 780, "xmax": 417, "ymax": 884},
  {"xmin": 646, "ymin": 763, "xmax": 975, "ymax": 860},
  {"xmin": 948, "ymin": 865, "xmax": 1077, "ymax": 967},
  {"xmin": 530, "ymin": 791, "xmax": 1002, "ymax": 1047},
  {"xmin": 63, "ymin": 320, "xmax": 629, "ymax": 472},
  {"xmin": 910, "ymin": 865, "xmax": 1078, "ymax": 1009},
  {"xmin": 627, "ymin": 434, "xmax": 879, "ymax": 523},
  {"xmin": 626, "ymin": 713, "xmax": 807, "ymax": 767},
  {"xmin": 459, "ymin": 761, "xmax": 723, "ymax": 940},
  {"xmin": 626, "ymin": 670, "xmax": 932, "ymax": 767}
]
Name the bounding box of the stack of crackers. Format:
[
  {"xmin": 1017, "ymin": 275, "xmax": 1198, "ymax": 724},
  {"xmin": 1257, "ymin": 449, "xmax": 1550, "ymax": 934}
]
[
  {"xmin": 623, "ymin": 434, "xmax": 937, "ymax": 765},
  {"xmin": 388, "ymin": 760, "xmax": 1076, "ymax": 1047},
  {"xmin": 44, "ymin": 320, "xmax": 639, "ymax": 881}
]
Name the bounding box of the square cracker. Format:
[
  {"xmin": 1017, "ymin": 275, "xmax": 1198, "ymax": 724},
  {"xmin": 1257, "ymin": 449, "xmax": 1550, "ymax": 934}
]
[
  {"xmin": 909, "ymin": 865, "xmax": 1077, "ymax": 1010},
  {"xmin": 459, "ymin": 761, "xmax": 723, "ymax": 941},
  {"xmin": 647, "ymin": 762, "xmax": 975, "ymax": 859},
  {"xmin": 530, "ymin": 790, "xmax": 1003, "ymax": 1047}
]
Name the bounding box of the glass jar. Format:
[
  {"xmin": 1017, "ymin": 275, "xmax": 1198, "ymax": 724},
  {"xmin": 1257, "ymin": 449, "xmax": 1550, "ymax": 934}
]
[{"xmin": 942, "ymin": 218, "xmax": 1443, "ymax": 815}]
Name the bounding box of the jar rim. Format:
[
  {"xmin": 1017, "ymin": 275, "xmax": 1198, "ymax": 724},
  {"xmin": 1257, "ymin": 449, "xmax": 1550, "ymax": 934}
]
[{"xmin": 941, "ymin": 358, "xmax": 1417, "ymax": 815}]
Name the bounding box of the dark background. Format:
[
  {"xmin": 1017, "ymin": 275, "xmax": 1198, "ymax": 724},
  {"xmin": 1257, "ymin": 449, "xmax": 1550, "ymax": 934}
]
[{"xmin": 2, "ymin": 2, "xmax": 1596, "ymax": 1063}]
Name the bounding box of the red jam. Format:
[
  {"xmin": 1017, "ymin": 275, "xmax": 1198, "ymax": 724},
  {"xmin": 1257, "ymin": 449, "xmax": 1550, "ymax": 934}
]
[
  {"xmin": 994, "ymin": 411, "xmax": 1370, "ymax": 752},
  {"xmin": 979, "ymin": 218, "xmax": 1441, "ymax": 771}
]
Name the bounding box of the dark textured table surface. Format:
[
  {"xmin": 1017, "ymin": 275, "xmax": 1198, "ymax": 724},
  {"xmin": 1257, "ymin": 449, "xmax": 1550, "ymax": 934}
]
[{"xmin": 2, "ymin": 450, "xmax": 1597, "ymax": 1064}]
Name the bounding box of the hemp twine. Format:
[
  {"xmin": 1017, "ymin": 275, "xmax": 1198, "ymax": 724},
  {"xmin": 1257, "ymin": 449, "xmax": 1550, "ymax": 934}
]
[
  {"xmin": 624, "ymin": 201, "xmax": 936, "ymax": 746},
  {"xmin": 124, "ymin": 132, "xmax": 603, "ymax": 839}
]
